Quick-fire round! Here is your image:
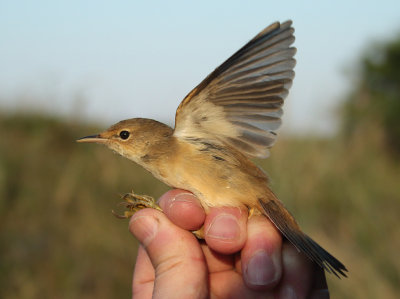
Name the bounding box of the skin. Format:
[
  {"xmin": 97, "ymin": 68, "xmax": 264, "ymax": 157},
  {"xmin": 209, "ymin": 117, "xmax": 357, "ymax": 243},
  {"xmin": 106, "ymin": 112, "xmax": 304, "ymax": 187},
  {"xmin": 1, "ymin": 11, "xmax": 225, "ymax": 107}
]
[
  {"xmin": 77, "ymin": 22, "xmax": 343, "ymax": 295},
  {"xmin": 129, "ymin": 189, "xmax": 329, "ymax": 299}
]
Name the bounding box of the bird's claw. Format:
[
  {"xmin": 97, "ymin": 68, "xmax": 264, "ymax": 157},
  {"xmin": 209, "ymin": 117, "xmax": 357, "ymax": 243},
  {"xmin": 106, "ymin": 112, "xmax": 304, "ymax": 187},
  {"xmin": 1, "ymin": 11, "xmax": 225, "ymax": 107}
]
[{"xmin": 112, "ymin": 192, "xmax": 162, "ymax": 219}]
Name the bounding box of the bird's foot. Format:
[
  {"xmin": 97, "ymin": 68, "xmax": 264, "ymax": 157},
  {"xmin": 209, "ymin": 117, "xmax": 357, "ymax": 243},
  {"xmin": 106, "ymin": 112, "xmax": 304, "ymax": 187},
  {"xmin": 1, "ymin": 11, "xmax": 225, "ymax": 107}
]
[
  {"xmin": 113, "ymin": 191, "xmax": 205, "ymax": 240},
  {"xmin": 112, "ymin": 192, "xmax": 162, "ymax": 219},
  {"xmin": 192, "ymin": 227, "xmax": 205, "ymax": 239}
]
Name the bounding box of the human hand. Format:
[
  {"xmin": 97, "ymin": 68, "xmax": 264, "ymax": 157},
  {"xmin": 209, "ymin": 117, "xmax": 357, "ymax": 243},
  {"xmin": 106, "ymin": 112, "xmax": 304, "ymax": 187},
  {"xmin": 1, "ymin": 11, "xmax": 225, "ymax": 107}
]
[{"xmin": 129, "ymin": 189, "xmax": 329, "ymax": 299}]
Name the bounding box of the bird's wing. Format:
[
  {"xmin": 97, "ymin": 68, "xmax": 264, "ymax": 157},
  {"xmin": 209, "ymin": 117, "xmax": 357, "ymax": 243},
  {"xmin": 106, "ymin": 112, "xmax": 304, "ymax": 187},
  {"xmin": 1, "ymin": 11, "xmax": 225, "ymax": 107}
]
[{"xmin": 173, "ymin": 20, "xmax": 296, "ymax": 158}]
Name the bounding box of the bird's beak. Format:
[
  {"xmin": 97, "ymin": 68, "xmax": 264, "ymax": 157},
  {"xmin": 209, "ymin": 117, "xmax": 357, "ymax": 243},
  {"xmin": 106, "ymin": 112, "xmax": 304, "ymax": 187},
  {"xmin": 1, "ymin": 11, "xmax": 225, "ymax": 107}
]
[{"xmin": 76, "ymin": 134, "xmax": 108, "ymax": 144}]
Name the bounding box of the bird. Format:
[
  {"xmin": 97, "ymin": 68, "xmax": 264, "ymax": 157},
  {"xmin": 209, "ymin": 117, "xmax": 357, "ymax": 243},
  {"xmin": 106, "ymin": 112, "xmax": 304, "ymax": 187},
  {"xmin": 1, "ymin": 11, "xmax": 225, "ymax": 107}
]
[{"xmin": 77, "ymin": 20, "xmax": 348, "ymax": 278}]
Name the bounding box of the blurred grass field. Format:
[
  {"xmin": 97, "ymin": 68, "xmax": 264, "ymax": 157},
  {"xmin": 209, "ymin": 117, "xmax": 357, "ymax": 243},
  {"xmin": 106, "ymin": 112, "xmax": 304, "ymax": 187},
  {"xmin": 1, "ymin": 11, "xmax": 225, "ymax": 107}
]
[{"xmin": 0, "ymin": 112, "xmax": 399, "ymax": 298}]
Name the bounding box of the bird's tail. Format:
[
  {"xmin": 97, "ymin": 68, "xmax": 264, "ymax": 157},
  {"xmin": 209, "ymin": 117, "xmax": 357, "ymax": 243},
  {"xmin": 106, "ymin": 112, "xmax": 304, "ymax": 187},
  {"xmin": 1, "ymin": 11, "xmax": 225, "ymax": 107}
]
[{"xmin": 258, "ymin": 197, "xmax": 348, "ymax": 278}]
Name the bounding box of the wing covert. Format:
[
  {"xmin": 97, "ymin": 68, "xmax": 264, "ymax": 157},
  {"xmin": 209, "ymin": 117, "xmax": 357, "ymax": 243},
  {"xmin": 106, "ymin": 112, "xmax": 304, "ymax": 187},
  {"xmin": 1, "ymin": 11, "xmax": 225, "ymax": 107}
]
[{"xmin": 174, "ymin": 20, "xmax": 296, "ymax": 158}]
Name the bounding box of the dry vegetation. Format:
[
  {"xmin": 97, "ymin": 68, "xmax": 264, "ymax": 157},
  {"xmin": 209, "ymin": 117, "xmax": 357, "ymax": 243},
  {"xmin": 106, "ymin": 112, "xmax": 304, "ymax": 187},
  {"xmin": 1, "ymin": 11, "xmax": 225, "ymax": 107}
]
[{"xmin": 0, "ymin": 112, "xmax": 399, "ymax": 298}]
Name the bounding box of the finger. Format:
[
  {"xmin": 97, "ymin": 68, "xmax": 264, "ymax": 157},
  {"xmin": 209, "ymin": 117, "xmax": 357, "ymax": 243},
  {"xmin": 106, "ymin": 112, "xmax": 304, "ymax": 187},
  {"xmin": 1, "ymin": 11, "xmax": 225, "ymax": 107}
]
[
  {"xmin": 308, "ymin": 265, "xmax": 329, "ymax": 299},
  {"xmin": 132, "ymin": 245, "xmax": 154, "ymax": 299},
  {"xmin": 277, "ymin": 242, "xmax": 314, "ymax": 299},
  {"xmin": 201, "ymin": 242, "xmax": 236, "ymax": 273},
  {"xmin": 159, "ymin": 189, "xmax": 205, "ymax": 230},
  {"xmin": 201, "ymin": 244, "xmax": 276, "ymax": 299},
  {"xmin": 309, "ymin": 288, "xmax": 330, "ymax": 299},
  {"xmin": 204, "ymin": 206, "xmax": 248, "ymax": 254},
  {"xmin": 129, "ymin": 208, "xmax": 208, "ymax": 299},
  {"xmin": 311, "ymin": 263, "xmax": 328, "ymax": 289},
  {"xmin": 241, "ymin": 215, "xmax": 283, "ymax": 290}
]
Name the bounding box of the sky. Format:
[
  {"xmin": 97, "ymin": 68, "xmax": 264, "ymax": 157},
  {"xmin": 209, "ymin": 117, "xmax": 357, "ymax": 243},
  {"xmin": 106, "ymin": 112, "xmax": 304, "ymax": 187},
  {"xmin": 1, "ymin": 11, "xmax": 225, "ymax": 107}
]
[{"xmin": 1, "ymin": 0, "xmax": 400, "ymax": 134}]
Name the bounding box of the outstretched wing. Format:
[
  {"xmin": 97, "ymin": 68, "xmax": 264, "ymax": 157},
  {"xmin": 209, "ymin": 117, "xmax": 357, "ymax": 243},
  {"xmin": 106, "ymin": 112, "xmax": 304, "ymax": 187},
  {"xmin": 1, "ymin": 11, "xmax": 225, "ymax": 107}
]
[{"xmin": 174, "ymin": 20, "xmax": 296, "ymax": 158}]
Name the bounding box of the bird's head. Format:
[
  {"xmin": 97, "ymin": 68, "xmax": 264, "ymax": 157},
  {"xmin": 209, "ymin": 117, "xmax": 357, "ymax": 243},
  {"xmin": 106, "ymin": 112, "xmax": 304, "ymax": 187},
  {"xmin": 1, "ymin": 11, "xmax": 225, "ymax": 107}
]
[{"xmin": 77, "ymin": 118, "xmax": 173, "ymax": 163}]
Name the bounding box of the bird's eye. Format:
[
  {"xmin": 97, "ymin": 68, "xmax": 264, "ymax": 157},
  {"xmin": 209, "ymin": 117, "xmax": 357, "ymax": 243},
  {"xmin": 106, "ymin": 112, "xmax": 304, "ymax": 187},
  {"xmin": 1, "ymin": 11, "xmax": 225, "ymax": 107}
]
[{"xmin": 119, "ymin": 130, "xmax": 130, "ymax": 140}]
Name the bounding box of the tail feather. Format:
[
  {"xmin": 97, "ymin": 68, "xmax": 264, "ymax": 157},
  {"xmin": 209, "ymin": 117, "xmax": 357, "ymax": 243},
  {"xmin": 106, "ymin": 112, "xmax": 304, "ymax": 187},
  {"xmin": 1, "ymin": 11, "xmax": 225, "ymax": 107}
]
[{"xmin": 258, "ymin": 198, "xmax": 348, "ymax": 278}]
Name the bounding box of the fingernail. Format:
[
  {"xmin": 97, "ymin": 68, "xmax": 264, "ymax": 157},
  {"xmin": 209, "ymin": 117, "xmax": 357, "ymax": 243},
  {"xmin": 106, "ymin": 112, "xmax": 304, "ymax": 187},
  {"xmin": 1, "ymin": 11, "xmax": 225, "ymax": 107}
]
[
  {"xmin": 279, "ymin": 286, "xmax": 298, "ymax": 299},
  {"xmin": 169, "ymin": 193, "xmax": 201, "ymax": 210},
  {"xmin": 245, "ymin": 250, "xmax": 278, "ymax": 286},
  {"xmin": 130, "ymin": 215, "xmax": 158, "ymax": 247},
  {"xmin": 206, "ymin": 213, "xmax": 240, "ymax": 240}
]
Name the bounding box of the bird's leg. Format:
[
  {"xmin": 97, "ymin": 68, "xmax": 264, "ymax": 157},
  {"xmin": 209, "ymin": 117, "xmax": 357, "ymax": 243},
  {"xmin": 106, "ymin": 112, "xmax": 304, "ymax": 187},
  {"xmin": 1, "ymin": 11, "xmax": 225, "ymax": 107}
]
[
  {"xmin": 248, "ymin": 206, "xmax": 256, "ymax": 218},
  {"xmin": 113, "ymin": 191, "xmax": 206, "ymax": 240},
  {"xmin": 112, "ymin": 191, "xmax": 162, "ymax": 219},
  {"xmin": 192, "ymin": 227, "xmax": 205, "ymax": 239},
  {"xmin": 113, "ymin": 193, "xmax": 257, "ymax": 240}
]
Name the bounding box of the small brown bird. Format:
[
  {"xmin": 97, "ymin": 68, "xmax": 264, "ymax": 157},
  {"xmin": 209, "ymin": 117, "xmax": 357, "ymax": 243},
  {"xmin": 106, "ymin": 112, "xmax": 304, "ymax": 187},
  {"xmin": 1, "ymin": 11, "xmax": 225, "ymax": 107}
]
[{"xmin": 78, "ymin": 20, "xmax": 347, "ymax": 277}]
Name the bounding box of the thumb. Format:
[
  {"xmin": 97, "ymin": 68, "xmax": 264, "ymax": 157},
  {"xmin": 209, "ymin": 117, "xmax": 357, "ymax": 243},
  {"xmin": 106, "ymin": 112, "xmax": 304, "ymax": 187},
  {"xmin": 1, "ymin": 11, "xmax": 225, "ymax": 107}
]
[{"xmin": 129, "ymin": 208, "xmax": 208, "ymax": 299}]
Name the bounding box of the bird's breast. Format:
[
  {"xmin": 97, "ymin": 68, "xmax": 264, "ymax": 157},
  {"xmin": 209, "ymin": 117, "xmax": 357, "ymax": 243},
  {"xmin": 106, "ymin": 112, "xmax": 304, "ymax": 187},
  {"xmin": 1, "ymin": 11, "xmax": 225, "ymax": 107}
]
[{"xmin": 159, "ymin": 139, "xmax": 270, "ymax": 211}]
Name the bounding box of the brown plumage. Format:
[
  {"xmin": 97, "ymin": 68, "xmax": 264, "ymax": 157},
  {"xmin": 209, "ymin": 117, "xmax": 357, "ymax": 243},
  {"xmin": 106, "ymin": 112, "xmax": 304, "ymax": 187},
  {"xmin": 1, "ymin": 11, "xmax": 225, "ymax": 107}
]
[{"xmin": 78, "ymin": 20, "xmax": 348, "ymax": 277}]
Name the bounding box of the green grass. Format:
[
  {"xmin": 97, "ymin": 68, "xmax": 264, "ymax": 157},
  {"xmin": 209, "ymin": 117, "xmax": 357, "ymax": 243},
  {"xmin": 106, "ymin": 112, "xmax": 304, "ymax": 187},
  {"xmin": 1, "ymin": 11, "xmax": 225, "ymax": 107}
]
[{"xmin": 0, "ymin": 112, "xmax": 399, "ymax": 298}]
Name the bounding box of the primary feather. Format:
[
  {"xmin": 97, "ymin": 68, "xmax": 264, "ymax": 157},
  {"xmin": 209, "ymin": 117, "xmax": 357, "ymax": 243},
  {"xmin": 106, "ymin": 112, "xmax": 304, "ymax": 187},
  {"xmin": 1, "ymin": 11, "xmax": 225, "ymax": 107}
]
[{"xmin": 174, "ymin": 21, "xmax": 296, "ymax": 158}]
